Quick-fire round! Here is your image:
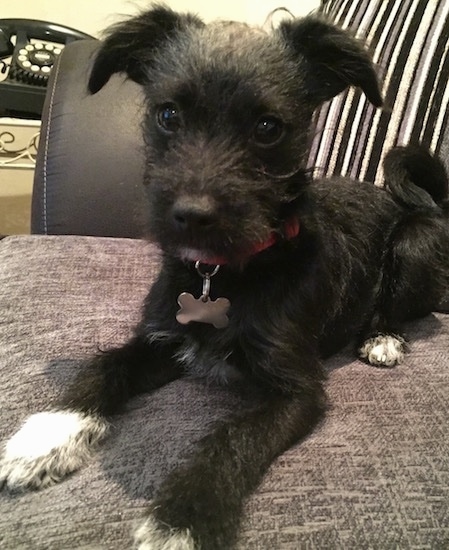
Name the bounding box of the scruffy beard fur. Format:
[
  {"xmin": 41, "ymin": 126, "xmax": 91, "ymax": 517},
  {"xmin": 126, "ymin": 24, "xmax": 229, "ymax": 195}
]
[{"xmin": 1, "ymin": 5, "xmax": 449, "ymax": 550}]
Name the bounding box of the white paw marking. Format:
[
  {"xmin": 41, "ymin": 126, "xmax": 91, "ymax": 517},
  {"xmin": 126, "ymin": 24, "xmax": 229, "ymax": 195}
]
[
  {"xmin": 359, "ymin": 334, "xmax": 405, "ymax": 367},
  {"xmin": 0, "ymin": 410, "xmax": 107, "ymax": 491},
  {"xmin": 135, "ymin": 514, "xmax": 196, "ymax": 550}
]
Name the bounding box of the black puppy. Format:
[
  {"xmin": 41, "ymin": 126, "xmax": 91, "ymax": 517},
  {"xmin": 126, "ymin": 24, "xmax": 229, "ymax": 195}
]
[{"xmin": 1, "ymin": 5, "xmax": 448, "ymax": 549}]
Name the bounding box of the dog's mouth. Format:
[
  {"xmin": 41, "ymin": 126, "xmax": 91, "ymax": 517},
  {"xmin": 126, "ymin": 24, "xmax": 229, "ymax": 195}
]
[
  {"xmin": 179, "ymin": 247, "xmax": 230, "ymax": 265},
  {"xmin": 177, "ymin": 218, "xmax": 300, "ymax": 266}
]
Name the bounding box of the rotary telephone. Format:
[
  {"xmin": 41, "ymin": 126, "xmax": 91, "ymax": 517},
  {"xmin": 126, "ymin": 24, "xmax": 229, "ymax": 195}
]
[{"xmin": 0, "ymin": 19, "xmax": 93, "ymax": 118}]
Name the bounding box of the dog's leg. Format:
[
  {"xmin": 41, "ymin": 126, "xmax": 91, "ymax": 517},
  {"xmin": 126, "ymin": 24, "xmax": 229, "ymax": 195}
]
[
  {"xmin": 358, "ymin": 330, "xmax": 407, "ymax": 368},
  {"xmin": 0, "ymin": 336, "xmax": 181, "ymax": 491},
  {"xmin": 358, "ymin": 271, "xmax": 409, "ymax": 368},
  {"xmin": 358, "ymin": 218, "xmax": 446, "ymax": 367},
  {"xmin": 360, "ymin": 146, "xmax": 449, "ymax": 368},
  {"xmin": 135, "ymin": 385, "xmax": 326, "ymax": 550}
]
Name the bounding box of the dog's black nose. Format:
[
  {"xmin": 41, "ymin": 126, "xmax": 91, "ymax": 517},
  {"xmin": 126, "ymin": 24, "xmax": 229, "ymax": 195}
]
[{"xmin": 171, "ymin": 195, "xmax": 217, "ymax": 231}]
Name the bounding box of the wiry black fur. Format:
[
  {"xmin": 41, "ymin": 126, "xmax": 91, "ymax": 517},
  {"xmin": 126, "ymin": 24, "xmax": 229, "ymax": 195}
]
[{"xmin": 3, "ymin": 5, "xmax": 449, "ymax": 549}]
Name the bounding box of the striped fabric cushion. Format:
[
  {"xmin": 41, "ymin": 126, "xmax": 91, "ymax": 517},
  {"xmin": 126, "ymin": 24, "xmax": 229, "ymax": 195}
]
[{"xmin": 309, "ymin": 0, "xmax": 449, "ymax": 184}]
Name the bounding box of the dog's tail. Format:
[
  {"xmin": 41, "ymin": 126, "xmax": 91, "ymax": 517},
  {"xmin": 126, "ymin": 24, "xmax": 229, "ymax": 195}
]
[{"xmin": 383, "ymin": 145, "xmax": 448, "ymax": 212}]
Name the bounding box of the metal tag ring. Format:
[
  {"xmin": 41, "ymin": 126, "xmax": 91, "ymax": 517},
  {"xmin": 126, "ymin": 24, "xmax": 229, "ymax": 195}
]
[{"xmin": 195, "ymin": 261, "xmax": 220, "ymax": 278}]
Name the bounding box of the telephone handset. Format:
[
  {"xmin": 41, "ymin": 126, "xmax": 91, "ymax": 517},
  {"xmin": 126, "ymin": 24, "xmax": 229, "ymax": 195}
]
[{"xmin": 0, "ymin": 19, "xmax": 93, "ymax": 118}]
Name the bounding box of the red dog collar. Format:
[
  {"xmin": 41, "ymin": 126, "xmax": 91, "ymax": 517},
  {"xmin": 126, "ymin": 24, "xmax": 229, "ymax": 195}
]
[{"xmin": 190, "ymin": 218, "xmax": 300, "ymax": 266}]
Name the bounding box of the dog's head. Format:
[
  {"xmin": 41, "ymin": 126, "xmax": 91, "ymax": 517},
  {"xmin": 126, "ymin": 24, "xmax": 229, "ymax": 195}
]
[{"xmin": 89, "ymin": 5, "xmax": 382, "ymax": 266}]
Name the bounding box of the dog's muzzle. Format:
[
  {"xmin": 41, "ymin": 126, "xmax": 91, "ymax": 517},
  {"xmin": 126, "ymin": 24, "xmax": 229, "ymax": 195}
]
[{"xmin": 171, "ymin": 195, "xmax": 218, "ymax": 233}]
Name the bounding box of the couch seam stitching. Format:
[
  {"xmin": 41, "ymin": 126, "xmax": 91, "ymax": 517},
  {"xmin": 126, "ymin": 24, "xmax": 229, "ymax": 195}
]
[{"xmin": 43, "ymin": 54, "xmax": 62, "ymax": 235}]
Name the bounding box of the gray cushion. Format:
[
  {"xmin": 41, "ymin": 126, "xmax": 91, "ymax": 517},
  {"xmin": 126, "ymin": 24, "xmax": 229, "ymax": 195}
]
[{"xmin": 1, "ymin": 235, "xmax": 448, "ymax": 548}]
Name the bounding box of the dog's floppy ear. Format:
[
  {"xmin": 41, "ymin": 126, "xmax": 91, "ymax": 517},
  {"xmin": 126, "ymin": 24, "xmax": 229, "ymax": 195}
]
[
  {"xmin": 279, "ymin": 16, "xmax": 383, "ymax": 107},
  {"xmin": 88, "ymin": 4, "xmax": 204, "ymax": 94}
]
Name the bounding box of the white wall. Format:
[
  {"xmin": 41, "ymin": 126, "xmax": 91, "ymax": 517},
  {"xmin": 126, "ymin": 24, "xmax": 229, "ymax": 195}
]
[{"xmin": 1, "ymin": 0, "xmax": 320, "ymax": 37}]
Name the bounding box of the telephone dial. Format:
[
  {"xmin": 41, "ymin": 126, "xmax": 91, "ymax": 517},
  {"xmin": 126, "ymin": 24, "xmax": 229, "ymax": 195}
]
[{"xmin": 0, "ymin": 19, "xmax": 93, "ymax": 118}]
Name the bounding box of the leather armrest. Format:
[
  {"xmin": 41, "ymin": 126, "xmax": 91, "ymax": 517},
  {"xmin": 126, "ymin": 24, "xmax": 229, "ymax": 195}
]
[{"xmin": 32, "ymin": 40, "xmax": 148, "ymax": 238}]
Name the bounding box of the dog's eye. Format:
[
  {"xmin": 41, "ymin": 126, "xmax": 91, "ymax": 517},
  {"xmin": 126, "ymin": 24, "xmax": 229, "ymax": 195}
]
[
  {"xmin": 157, "ymin": 103, "xmax": 182, "ymax": 133},
  {"xmin": 252, "ymin": 116, "xmax": 285, "ymax": 147}
]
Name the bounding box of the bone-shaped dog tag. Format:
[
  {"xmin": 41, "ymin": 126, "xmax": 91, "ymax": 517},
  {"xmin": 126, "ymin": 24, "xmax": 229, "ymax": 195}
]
[{"xmin": 176, "ymin": 292, "xmax": 230, "ymax": 329}]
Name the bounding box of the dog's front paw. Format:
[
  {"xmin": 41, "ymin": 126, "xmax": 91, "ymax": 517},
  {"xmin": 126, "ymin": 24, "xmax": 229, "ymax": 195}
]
[
  {"xmin": 0, "ymin": 410, "xmax": 107, "ymax": 491},
  {"xmin": 358, "ymin": 334, "xmax": 406, "ymax": 367},
  {"xmin": 134, "ymin": 515, "xmax": 196, "ymax": 550}
]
